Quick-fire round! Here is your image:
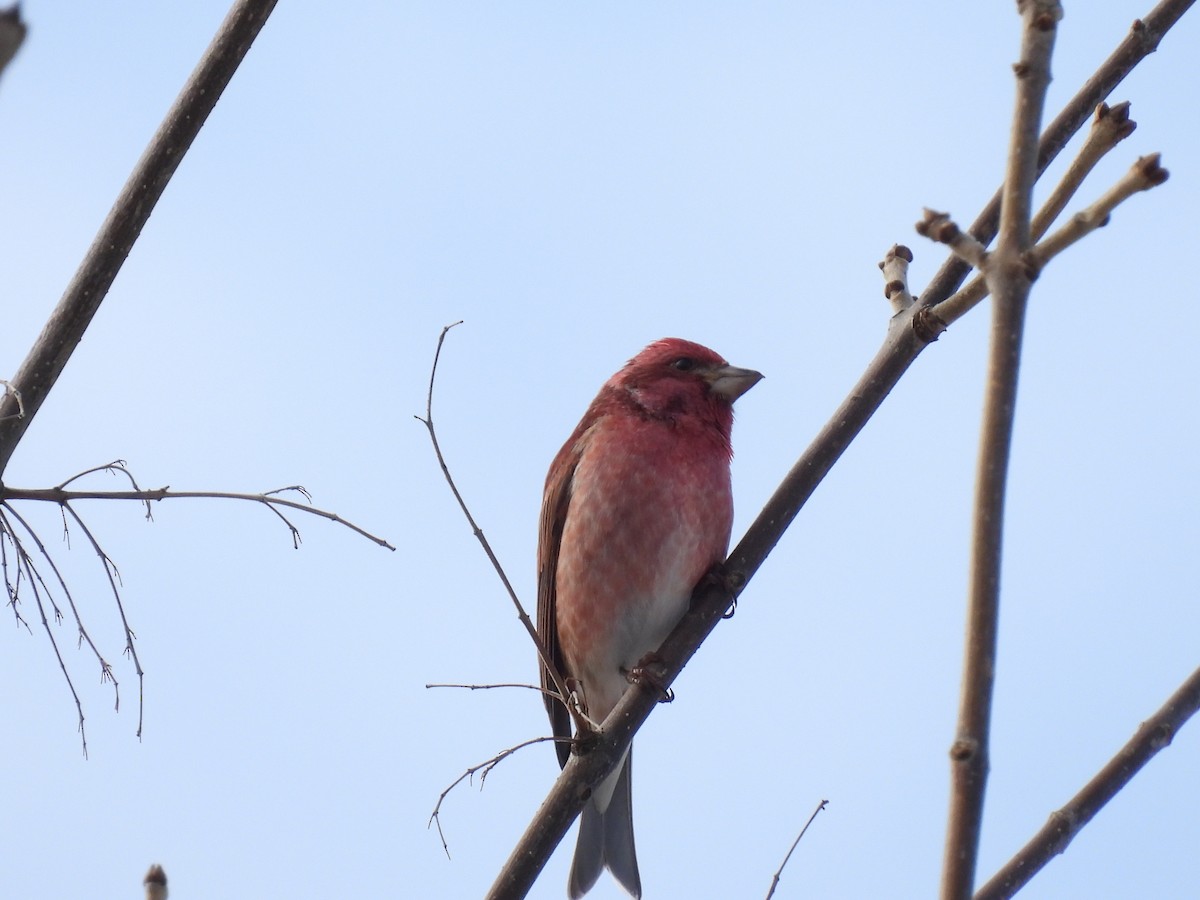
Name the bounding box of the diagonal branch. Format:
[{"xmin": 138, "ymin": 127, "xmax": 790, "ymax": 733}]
[
  {"xmin": 0, "ymin": 0, "xmax": 279, "ymax": 474},
  {"xmin": 415, "ymin": 323, "xmax": 573, "ymax": 722},
  {"xmin": 1032, "ymin": 153, "xmax": 1168, "ymax": 265},
  {"xmin": 974, "ymin": 664, "xmax": 1200, "ymax": 900}
]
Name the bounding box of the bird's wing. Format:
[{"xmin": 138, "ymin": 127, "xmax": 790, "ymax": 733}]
[{"xmin": 537, "ymin": 432, "xmax": 583, "ymax": 770}]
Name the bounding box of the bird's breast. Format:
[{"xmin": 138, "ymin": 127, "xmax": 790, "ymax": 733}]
[{"xmin": 554, "ymin": 417, "xmax": 734, "ymax": 719}]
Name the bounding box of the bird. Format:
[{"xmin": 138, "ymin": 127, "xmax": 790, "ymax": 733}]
[{"xmin": 537, "ymin": 337, "xmax": 761, "ymax": 898}]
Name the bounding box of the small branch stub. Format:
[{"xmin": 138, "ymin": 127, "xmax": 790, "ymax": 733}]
[
  {"xmin": 917, "ymin": 209, "xmax": 990, "ymax": 271},
  {"xmin": 144, "ymin": 864, "xmax": 168, "ymax": 900},
  {"xmin": 879, "ymin": 244, "xmax": 915, "ymax": 314}
]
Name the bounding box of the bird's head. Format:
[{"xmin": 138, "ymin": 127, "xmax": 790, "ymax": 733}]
[{"xmin": 610, "ymin": 338, "xmax": 762, "ymax": 435}]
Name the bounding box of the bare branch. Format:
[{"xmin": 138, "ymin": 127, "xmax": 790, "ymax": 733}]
[
  {"xmin": 428, "ymin": 735, "xmax": 565, "ymax": 859},
  {"xmin": 917, "ymin": 0, "xmax": 1196, "ymax": 315},
  {"xmin": 2, "ymin": 480, "xmax": 394, "ymax": 550},
  {"xmin": 415, "ymin": 324, "xmax": 573, "ymax": 720},
  {"xmin": 916, "ymin": 210, "xmax": 990, "ymax": 270},
  {"xmin": 765, "ymin": 799, "xmax": 829, "ymax": 900},
  {"xmin": 941, "ymin": 5, "xmax": 1060, "ymax": 898},
  {"xmin": 56, "ymin": 503, "xmax": 145, "ymax": 738},
  {"xmin": 0, "ymin": 506, "xmax": 94, "ymax": 755},
  {"xmin": 1032, "ymin": 153, "xmax": 1168, "ymax": 266},
  {"xmin": 0, "ymin": 459, "xmax": 391, "ymax": 749},
  {"xmin": 975, "ymin": 665, "xmax": 1200, "ymax": 900},
  {"xmin": 0, "ymin": 0, "xmax": 280, "ymax": 474},
  {"xmin": 1031, "ymin": 101, "xmax": 1138, "ymax": 240},
  {"xmin": 936, "ymin": 100, "xmax": 1140, "ymax": 324},
  {"xmin": 426, "ymin": 682, "xmax": 552, "ymax": 696}
]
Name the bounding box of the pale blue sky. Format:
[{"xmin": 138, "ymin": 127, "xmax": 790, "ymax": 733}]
[{"xmin": 1, "ymin": 3, "xmax": 1198, "ymax": 898}]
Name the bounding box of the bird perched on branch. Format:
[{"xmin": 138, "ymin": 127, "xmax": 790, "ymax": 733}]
[{"xmin": 537, "ymin": 337, "xmax": 761, "ymax": 898}]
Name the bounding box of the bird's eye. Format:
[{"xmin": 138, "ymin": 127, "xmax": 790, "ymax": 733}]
[{"xmin": 671, "ymin": 357, "xmax": 696, "ymax": 372}]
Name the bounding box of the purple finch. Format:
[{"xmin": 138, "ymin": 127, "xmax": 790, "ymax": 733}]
[{"xmin": 537, "ymin": 338, "xmax": 761, "ymax": 898}]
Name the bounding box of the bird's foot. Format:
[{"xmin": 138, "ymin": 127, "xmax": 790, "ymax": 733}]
[
  {"xmin": 693, "ymin": 562, "xmax": 744, "ymax": 618},
  {"xmin": 624, "ymin": 652, "xmax": 674, "ymax": 703},
  {"xmin": 566, "ymin": 678, "xmax": 603, "ymax": 733}
]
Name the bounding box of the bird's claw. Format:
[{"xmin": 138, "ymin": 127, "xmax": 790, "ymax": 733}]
[
  {"xmin": 624, "ymin": 652, "xmax": 674, "ymax": 703},
  {"xmin": 695, "ymin": 562, "xmax": 743, "ymax": 618},
  {"xmin": 566, "ymin": 678, "xmax": 603, "ymax": 733}
]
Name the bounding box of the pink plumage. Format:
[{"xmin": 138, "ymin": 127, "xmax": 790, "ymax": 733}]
[{"xmin": 537, "ymin": 338, "xmax": 761, "ymax": 898}]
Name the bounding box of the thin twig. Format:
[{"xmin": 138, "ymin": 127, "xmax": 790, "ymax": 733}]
[
  {"xmin": 0, "ymin": 459, "xmax": 391, "ymax": 749},
  {"xmin": 940, "ymin": 5, "xmax": 1060, "ymax": 898},
  {"xmin": 414, "ymin": 323, "xmax": 572, "ymax": 717},
  {"xmin": 426, "ymin": 682, "xmax": 552, "ymax": 695},
  {"xmin": 3, "ymin": 502, "xmax": 119, "ymax": 693},
  {"xmin": 428, "ymin": 735, "xmax": 565, "ymax": 859},
  {"xmin": 1, "ymin": 483, "xmax": 394, "ymax": 550},
  {"xmin": 1032, "ymin": 153, "xmax": 1168, "ymax": 266},
  {"xmin": 974, "ymin": 664, "xmax": 1200, "ymax": 900},
  {"xmin": 916, "ymin": 0, "xmax": 1195, "ymax": 315},
  {"xmin": 936, "ymin": 100, "xmax": 1140, "ymax": 324},
  {"xmin": 0, "ymin": 507, "xmax": 92, "ymax": 755},
  {"xmin": 765, "ymin": 799, "xmax": 829, "ymax": 900},
  {"xmin": 58, "ymin": 503, "xmax": 145, "ymax": 738}
]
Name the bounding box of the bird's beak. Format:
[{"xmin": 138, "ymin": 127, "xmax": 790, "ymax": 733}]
[{"xmin": 705, "ymin": 364, "xmax": 763, "ymax": 402}]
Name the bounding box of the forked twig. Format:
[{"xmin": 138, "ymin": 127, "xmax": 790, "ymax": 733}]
[
  {"xmin": 935, "ymin": 100, "xmax": 1140, "ymax": 324},
  {"xmin": 3, "ymin": 461, "xmax": 394, "ymax": 550},
  {"xmin": 0, "ymin": 506, "xmax": 94, "ymax": 755},
  {"xmin": 414, "ymin": 323, "xmax": 572, "ymax": 721},
  {"xmin": 428, "ymin": 735, "xmax": 566, "ymax": 858},
  {"xmin": 0, "ymin": 459, "xmax": 391, "ymax": 751},
  {"xmin": 57, "ymin": 503, "xmax": 145, "ymax": 736}
]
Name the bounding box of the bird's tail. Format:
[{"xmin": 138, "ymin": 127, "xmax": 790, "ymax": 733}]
[{"xmin": 568, "ymin": 752, "xmax": 641, "ymax": 899}]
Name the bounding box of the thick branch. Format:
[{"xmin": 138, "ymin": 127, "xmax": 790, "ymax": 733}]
[{"xmin": 0, "ymin": 0, "xmax": 279, "ymax": 474}]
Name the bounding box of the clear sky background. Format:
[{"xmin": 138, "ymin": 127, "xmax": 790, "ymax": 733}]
[{"xmin": 1, "ymin": 3, "xmax": 1198, "ymax": 898}]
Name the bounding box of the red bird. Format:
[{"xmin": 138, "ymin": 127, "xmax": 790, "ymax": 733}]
[{"xmin": 537, "ymin": 338, "xmax": 761, "ymax": 898}]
